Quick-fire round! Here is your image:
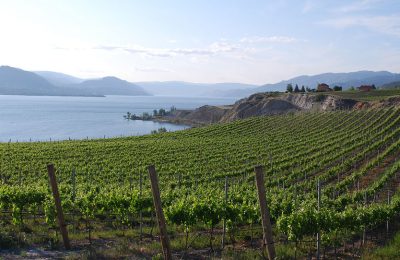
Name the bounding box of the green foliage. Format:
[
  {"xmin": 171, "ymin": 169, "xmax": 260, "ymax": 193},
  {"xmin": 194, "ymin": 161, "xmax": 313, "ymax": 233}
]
[
  {"xmin": 286, "ymin": 83, "xmax": 293, "ymax": 93},
  {"xmin": 333, "ymin": 85, "xmax": 342, "ymax": 91},
  {"xmin": 315, "ymin": 93, "xmax": 326, "ymax": 102},
  {"xmin": 364, "ymin": 231, "xmax": 400, "ymax": 259},
  {"xmin": 329, "ymin": 88, "xmax": 400, "ymax": 101},
  {"xmin": 151, "ymin": 127, "xmax": 167, "ymax": 134},
  {"xmin": 294, "ymin": 84, "xmax": 300, "ymax": 93},
  {"xmin": 0, "ymin": 108, "xmax": 400, "ymax": 250}
]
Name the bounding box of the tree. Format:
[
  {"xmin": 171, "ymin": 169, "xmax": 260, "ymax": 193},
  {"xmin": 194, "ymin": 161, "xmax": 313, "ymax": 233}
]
[
  {"xmin": 153, "ymin": 109, "xmax": 158, "ymax": 117},
  {"xmin": 142, "ymin": 112, "xmax": 151, "ymax": 120},
  {"xmin": 333, "ymin": 86, "xmax": 342, "ymax": 91},
  {"xmin": 300, "ymin": 85, "xmax": 306, "ymax": 92},
  {"xmin": 372, "ymin": 84, "xmax": 376, "ymax": 89},
  {"xmin": 159, "ymin": 108, "xmax": 166, "ymax": 116},
  {"xmin": 286, "ymin": 84, "xmax": 293, "ymax": 93},
  {"xmin": 151, "ymin": 127, "xmax": 167, "ymax": 134},
  {"xmin": 294, "ymin": 84, "xmax": 300, "ymax": 93}
]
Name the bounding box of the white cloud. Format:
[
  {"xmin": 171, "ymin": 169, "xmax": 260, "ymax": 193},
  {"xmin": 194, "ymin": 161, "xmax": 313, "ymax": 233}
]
[
  {"xmin": 240, "ymin": 36, "xmax": 299, "ymax": 44},
  {"xmin": 93, "ymin": 42, "xmax": 239, "ymax": 57},
  {"xmin": 302, "ymin": 0, "xmax": 317, "ymax": 13},
  {"xmin": 134, "ymin": 67, "xmax": 174, "ymax": 73},
  {"xmin": 334, "ymin": 0, "xmax": 383, "ymax": 13},
  {"xmin": 322, "ymin": 15, "xmax": 400, "ymax": 37}
]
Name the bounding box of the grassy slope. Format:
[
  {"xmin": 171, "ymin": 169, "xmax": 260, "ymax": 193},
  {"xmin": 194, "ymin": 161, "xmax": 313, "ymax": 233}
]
[
  {"xmin": 325, "ymin": 89, "xmax": 400, "ymax": 101},
  {"xmin": 364, "ymin": 232, "xmax": 400, "ymax": 259},
  {"xmin": 1, "ymin": 100, "xmax": 400, "ymax": 257}
]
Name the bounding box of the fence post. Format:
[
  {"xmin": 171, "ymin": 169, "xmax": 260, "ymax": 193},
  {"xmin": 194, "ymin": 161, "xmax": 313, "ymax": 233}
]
[
  {"xmin": 254, "ymin": 166, "xmax": 276, "ymax": 260},
  {"xmin": 148, "ymin": 165, "xmax": 172, "ymax": 260},
  {"xmin": 363, "ymin": 192, "xmax": 367, "ymax": 245},
  {"xmin": 316, "ymin": 179, "xmax": 321, "ymax": 260},
  {"xmin": 139, "ymin": 171, "xmax": 143, "ymax": 240},
  {"xmin": 71, "ymin": 168, "xmax": 76, "ymax": 202},
  {"xmin": 387, "ymin": 189, "xmax": 390, "ymax": 236},
  {"xmin": 71, "ymin": 168, "xmax": 76, "ymax": 234},
  {"xmin": 47, "ymin": 164, "xmax": 71, "ymax": 250},
  {"xmin": 222, "ymin": 176, "xmax": 228, "ymax": 249}
]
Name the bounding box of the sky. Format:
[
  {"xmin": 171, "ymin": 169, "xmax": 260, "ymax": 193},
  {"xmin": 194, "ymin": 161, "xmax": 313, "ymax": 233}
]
[{"xmin": 0, "ymin": 0, "xmax": 399, "ymax": 85}]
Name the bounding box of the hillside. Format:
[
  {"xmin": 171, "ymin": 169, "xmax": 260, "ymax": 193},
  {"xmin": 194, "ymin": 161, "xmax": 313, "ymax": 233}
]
[
  {"xmin": 0, "ymin": 66, "xmax": 151, "ymax": 96},
  {"xmin": 257, "ymin": 71, "xmax": 400, "ymax": 92},
  {"xmin": 1, "ymin": 108, "xmax": 399, "ymax": 258},
  {"xmin": 381, "ymin": 81, "xmax": 400, "ymax": 89},
  {"xmin": 3, "ymin": 66, "xmax": 400, "ymax": 98},
  {"xmin": 160, "ymin": 90, "xmax": 400, "ymax": 125},
  {"xmin": 0, "ymin": 66, "xmax": 98, "ymax": 96},
  {"xmin": 0, "ymin": 66, "xmax": 59, "ymax": 95},
  {"xmin": 223, "ymin": 71, "xmax": 400, "ymax": 97},
  {"xmin": 34, "ymin": 71, "xmax": 84, "ymax": 86},
  {"xmin": 134, "ymin": 81, "xmax": 257, "ymax": 97},
  {"xmin": 73, "ymin": 76, "xmax": 150, "ymax": 96}
]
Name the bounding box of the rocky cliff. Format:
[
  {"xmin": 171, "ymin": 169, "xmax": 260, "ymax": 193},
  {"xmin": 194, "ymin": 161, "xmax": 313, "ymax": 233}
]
[
  {"xmin": 159, "ymin": 105, "xmax": 232, "ymax": 126},
  {"xmin": 162, "ymin": 92, "xmax": 399, "ymax": 126}
]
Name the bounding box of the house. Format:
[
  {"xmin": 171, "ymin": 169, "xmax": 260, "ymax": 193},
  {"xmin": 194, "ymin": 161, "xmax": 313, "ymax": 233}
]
[
  {"xmin": 317, "ymin": 83, "xmax": 332, "ymax": 92},
  {"xmin": 358, "ymin": 85, "xmax": 375, "ymax": 92}
]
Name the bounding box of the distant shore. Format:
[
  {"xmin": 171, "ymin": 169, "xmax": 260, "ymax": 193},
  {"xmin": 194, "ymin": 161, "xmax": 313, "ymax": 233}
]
[{"xmin": 0, "ymin": 93, "xmax": 105, "ymax": 98}]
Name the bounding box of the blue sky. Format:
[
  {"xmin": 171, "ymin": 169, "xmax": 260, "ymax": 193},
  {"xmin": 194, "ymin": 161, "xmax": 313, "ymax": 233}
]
[{"xmin": 0, "ymin": 0, "xmax": 399, "ymax": 84}]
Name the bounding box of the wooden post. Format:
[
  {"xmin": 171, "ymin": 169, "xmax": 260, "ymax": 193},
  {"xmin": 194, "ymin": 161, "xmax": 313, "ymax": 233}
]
[
  {"xmin": 222, "ymin": 176, "xmax": 228, "ymax": 249},
  {"xmin": 148, "ymin": 165, "xmax": 172, "ymax": 260},
  {"xmin": 363, "ymin": 192, "xmax": 367, "ymax": 245},
  {"xmin": 387, "ymin": 189, "xmax": 390, "ymax": 236},
  {"xmin": 71, "ymin": 168, "xmax": 76, "ymax": 202},
  {"xmin": 139, "ymin": 171, "xmax": 143, "ymax": 240},
  {"xmin": 316, "ymin": 179, "xmax": 321, "ymax": 260},
  {"xmin": 254, "ymin": 166, "xmax": 276, "ymax": 260},
  {"xmin": 47, "ymin": 164, "xmax": 71, "ymax": 250},
  {"xmin": 71, "ymin": 168, "xmax": 76, "ymax": 234}
]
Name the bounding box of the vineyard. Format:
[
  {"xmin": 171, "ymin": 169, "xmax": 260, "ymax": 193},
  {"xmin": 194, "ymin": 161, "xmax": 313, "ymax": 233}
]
[{"xmin": 1, "ymin": 108, "xmax": 400, "ymax": 258}]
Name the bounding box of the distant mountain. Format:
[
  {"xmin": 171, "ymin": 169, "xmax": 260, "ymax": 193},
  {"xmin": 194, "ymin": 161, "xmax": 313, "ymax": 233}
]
[
  {"xmin": 0, "ymin": 66, "xmax": 60, "ymax": 95},
  {"xmin": 256, "ymin": 71, "xmax": 400, "ymax": 92},
  {"xmin": 381, "ymin": 81, "xmax": 400, "ymax": 89},
  {"xmin": 76, "ymin": 77, "xmax": 150, "ymax": 96},
  {"xmin": 0, "ymin": 66, "xmax": 151, "ymax": 96},
  {"xmin": 35, "ymin": 71, "xmax": 151, "ymax": 96},
  {"xmin": 2, "ymin": 66, "xmax": 399, "ymax": 98},
  {"xmin": 135, "ymin": 81, "xmax": 257, "ymax": 97},
  {"xmin": 34, "ymin": 71, "xmax": 84, "ymax": 86}
]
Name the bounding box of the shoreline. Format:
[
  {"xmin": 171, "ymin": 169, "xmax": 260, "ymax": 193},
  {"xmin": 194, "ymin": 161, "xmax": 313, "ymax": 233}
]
[{"xmin": 152, "ymin": 116, "xmax": 205, "ymax": 127}]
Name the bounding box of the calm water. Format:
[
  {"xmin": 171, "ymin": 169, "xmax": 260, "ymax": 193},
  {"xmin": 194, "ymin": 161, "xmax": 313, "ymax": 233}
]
[{"xmin": 0, "ymin": 95, "xmax": 236, "ymax": 142}]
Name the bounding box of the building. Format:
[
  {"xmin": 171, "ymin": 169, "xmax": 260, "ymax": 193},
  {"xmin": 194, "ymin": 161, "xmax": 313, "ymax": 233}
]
[
  {"xmin": 317, "ymin": 83, "xmax": 332, "ymax": 92},
  {"xmin": 358, "ymin": 85, "xmax": 375, "ymax": 92}
]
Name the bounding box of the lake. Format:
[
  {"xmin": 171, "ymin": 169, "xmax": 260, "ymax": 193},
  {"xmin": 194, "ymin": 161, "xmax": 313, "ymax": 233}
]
[{"xmin": 0, "ymin": 95, "xmax": 237, "ymax": 142}]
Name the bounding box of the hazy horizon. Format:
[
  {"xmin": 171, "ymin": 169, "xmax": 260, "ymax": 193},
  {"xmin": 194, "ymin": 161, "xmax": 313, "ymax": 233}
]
[{"xmin": 1, "ymin": 0, "xmax": 399, "ymax": 85}]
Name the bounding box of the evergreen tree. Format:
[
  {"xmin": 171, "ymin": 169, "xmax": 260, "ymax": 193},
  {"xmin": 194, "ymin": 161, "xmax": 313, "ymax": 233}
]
[
  {"xmin": 286, "ymin": 83, "xmax": 293, "ymax": 93},
  {"xmin": 333, "ymin": 86, "xmax": 342, "ymax": 91}
]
